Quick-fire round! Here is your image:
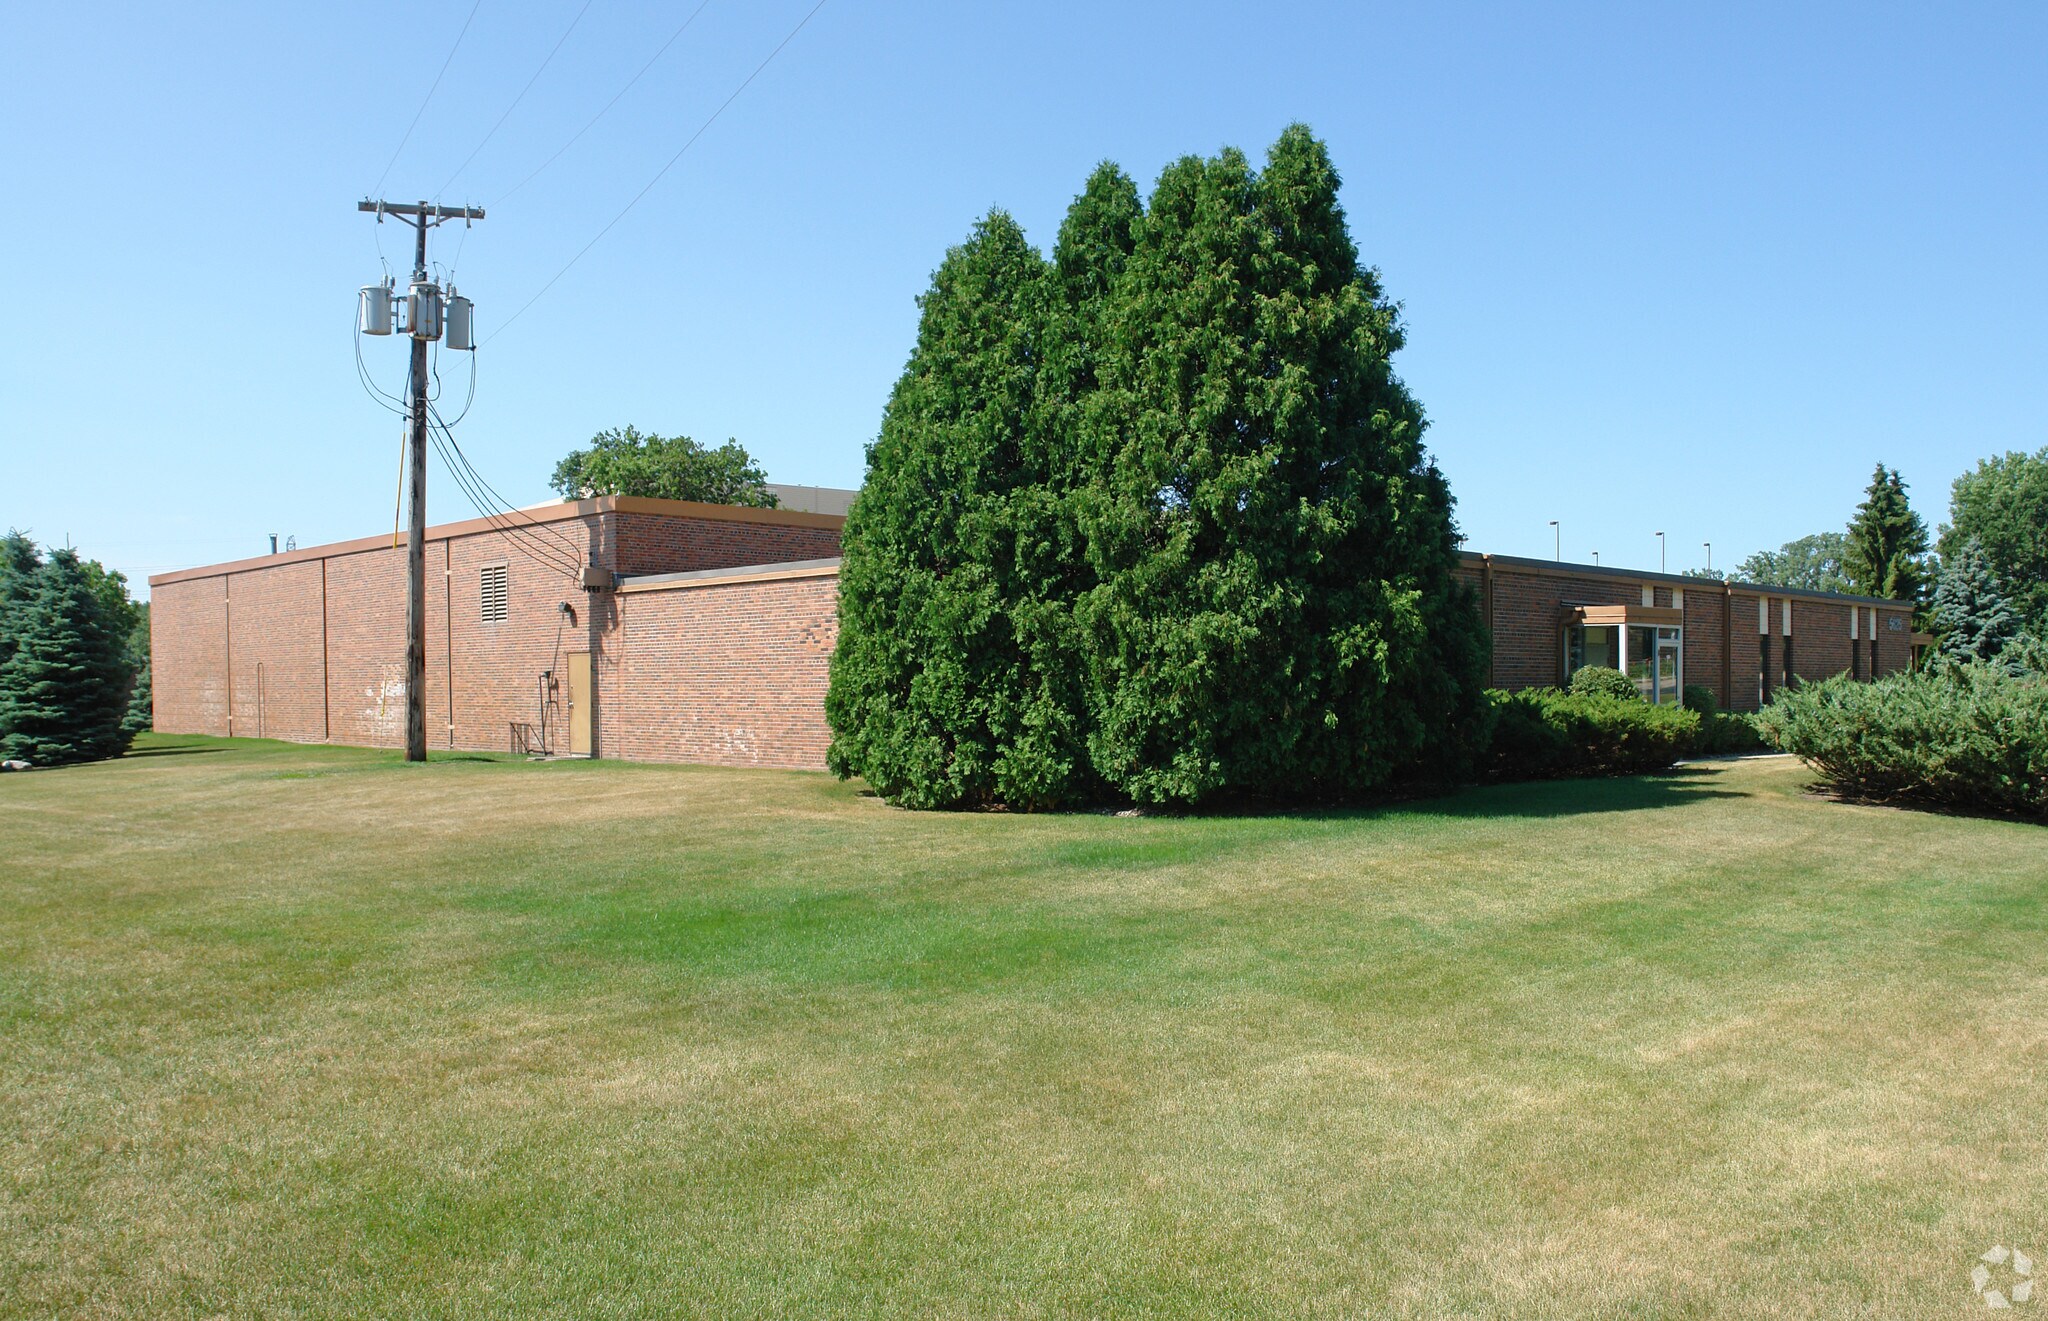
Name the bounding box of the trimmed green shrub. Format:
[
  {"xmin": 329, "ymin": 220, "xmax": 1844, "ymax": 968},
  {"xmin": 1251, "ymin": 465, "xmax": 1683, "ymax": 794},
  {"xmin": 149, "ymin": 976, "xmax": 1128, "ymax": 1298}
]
[
  {"xmin": 1568, "ymin": 666, "xmax": 1640, "ymax": 702},
  {"xmin": 1756, "ymin": 664, "xmax": 2048, "ymax": 821},
  {"xmin": 1695, "ymin": 710, "xmax": 1768, "ymax": 756},
  {"xmin": 1488, "ymin": 689, "xmax": 1700, "ymax": 780},
  {"xmin": 1682, "ymin": 683, "xmax": 1718, "ymax": 716}
]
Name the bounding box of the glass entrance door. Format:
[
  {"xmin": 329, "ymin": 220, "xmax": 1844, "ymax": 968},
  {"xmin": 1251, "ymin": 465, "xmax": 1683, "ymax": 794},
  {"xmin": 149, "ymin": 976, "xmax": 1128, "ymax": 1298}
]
[{"xmin": 1654, "ymin": 629, "xmax": 1681, "ymax": 705}]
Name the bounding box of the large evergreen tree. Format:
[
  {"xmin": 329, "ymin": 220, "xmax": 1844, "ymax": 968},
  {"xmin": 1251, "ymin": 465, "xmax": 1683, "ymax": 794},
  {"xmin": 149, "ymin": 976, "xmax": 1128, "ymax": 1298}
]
[
  {"xmin": 1843, "ymin": 464, "xmax": 1929, "ymax": 603},
  {"xmin": 0, "ymin": 530, "xmax": 40, "ymax": 675},
  {"xmin": 0, "ymin": 547, "xmax": 137, "ymax": 765},
  {"xmin": 1929, "ymin": 537, "xmax": 2029, "ymax": 671},
  {"xmin": 1942, "ymin": 446, "xmax": 2048, "ymax": 632},
  {"xmin": 829, "ymin": 126, "xmax": 1489, "ymax": 809},
  {"xmin": 1071, "ymin": 128, "xmax": 1487, "ymax": 804},
  {"xmin": 825, "ymin": 213, "xmax": 1081, "ymax": 808}
]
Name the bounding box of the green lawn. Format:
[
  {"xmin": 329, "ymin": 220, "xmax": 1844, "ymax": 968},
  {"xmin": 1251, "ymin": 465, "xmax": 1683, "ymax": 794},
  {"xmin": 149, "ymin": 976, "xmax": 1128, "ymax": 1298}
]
[{"xmin": 2, "ymin": 735, "xmax": 2045, "ymax": 1318}]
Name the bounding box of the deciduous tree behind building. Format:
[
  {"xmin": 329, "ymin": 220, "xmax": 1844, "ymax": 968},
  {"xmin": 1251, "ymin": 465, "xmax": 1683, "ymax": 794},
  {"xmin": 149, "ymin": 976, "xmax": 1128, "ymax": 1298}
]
[
  {"xmin": 550, "ymin": 426, "xmax": 778, "ymax": 507},
  {"xmin": 1942, "ymin": 446, "xmax": 2048, "ymax": 633}
]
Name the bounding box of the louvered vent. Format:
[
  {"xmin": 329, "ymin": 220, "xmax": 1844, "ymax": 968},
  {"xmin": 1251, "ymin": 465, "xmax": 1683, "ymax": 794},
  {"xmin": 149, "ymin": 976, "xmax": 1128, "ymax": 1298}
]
[{"xmin": 480, "ymin": 564, "xmax": 509, "ymax": 622}]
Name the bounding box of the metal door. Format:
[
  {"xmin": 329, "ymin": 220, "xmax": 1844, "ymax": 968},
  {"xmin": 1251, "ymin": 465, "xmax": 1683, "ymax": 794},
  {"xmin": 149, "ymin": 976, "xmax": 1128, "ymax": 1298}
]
[{"xmin": 566, "ymin": 652, "xmax": 592, "ymax": 756}]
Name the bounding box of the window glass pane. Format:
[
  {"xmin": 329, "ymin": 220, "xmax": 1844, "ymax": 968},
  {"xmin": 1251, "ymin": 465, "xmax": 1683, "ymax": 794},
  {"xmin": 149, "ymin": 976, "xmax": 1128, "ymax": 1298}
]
[
  {"xmin": 1628, "ymin": 625, "xmax": 1657, "ymax": 699},
  {"xmin": 1565, "ymin": 624, "xmax": 1617, "ymax": 679},
  {"xmin": 1657, "ymin": 640, "xmax": 1680, "ymax": 705}
]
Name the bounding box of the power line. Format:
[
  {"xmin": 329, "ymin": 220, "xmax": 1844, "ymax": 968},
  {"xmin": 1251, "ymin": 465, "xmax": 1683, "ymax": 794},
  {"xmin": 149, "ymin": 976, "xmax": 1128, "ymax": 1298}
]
[
  {"xmin": 490, "ymin": 0, "xmax": 716, "ymax": 209},
  {"xmin": 370, "ymin": 0, "xmax": 487, "ymax": 198},
  {"xmin": 482, "ymin": 0, "xmax": 830, "ymax": 347},
  {"xmin": 427, "ymin": 400, "xmax": 587, "ymax": 568},
  {"xmin": 427, "ymin": 420, "xmax": 582, "ymax": 577},
  {"xmin": 433, "ymin": 0, "xmax": 598, "ymax": 203}
]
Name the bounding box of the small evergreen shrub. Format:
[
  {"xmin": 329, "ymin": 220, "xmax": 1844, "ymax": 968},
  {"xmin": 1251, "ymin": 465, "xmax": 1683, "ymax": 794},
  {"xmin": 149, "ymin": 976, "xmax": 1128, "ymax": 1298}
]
[
  {"xmin": 1756, "ymin": 664, "xmax": 2047, "ymax": 821},
  {"xmin": 1568, "ymin": 666, "xmax": 1640, "ymax": 702},
  {"xmin": 1682, "ymin": 684, "xmax": 1718, "ymax": 716},
  {"xmin": 1695, "ymin": 710, "xmax": 1769, "ymax": 756},
  {"xmin": 1488, "ymin": 689, "xmax": 1699, "ymax": 780}
]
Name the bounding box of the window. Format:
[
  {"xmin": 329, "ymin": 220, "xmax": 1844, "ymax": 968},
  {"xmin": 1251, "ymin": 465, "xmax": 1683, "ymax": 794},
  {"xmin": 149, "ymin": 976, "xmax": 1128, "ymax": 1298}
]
[
  {"xmin": 1760, "ymin": 633, "xmax": 1773, "ymax": 704},
  {"xmin": 1782, "ymin": 636, "xmax": 1794, "ymax": 690},
  {"xmin": 1566, "ymin": 624, "xmax": 1619, "ymax": 676},
  {"xmin": 480, "ymin": 563, "xmax": 509, "ymax": 622},
  {"xmin": 1627, "ymin": 625, "xmax": 1682, "ymax": 704}
]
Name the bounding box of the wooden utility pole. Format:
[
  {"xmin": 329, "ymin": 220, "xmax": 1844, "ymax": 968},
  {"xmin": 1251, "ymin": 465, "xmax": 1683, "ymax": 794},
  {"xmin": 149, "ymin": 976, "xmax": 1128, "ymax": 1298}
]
[{"xmin": 356, "ymin": 199, "xmax": 483, "ymax": 762}]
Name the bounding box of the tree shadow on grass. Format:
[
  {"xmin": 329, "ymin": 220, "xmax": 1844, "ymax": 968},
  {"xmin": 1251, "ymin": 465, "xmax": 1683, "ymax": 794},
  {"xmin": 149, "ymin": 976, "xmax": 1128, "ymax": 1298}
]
[
  {"xmin": 1177, "ymin": 766, "xmax": 1747, "ymax": 824},
  {"xmin": 120, "ymin": 745, "xmax": 229, "ymax": 758}
]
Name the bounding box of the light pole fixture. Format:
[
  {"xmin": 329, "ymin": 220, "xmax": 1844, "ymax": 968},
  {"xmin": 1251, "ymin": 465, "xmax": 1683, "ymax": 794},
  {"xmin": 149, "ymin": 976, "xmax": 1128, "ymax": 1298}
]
[
  {"xmin": 1656, "ymin": 531, "xmax": 1666, "ymax": 574},
  {"xmin": 1592, "ymin": 550, "xmax": 1600, "ymax": 565},
  {"xmin": 1549, "ymin": 520, "xmax": 1560, "ymax": 561},
  {"xmin": 1704, "ymin": 541, "xmax": 1713, "ymax": 574}
]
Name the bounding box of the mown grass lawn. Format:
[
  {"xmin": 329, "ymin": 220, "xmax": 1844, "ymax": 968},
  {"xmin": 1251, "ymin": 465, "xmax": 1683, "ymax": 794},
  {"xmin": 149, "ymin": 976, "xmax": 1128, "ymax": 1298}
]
[{"xmin": 2, "ymin": 735, "xmax": 2045, "ymax": 1318}]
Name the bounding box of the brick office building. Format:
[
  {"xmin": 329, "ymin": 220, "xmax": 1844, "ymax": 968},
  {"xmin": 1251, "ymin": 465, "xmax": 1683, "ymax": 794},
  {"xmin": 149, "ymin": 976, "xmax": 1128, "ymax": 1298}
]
[{"xmin": 151, "ymin": 497, "xmax": 1917, "ymax": 770}]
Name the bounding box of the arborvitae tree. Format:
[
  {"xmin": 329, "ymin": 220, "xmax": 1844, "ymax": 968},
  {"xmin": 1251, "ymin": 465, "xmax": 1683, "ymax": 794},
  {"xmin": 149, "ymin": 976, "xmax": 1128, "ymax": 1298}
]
[
  {"xmin": 1844, "ymin": 464, "xmax": 1929, "ymax": 604},
  {"xmin": 1075, "ymin": 126, "xmax": 1487, "ymax": 804},
  {"xmin": 825, "ymin": 212, "xmax": 1082, "ymax": 808},
  {"xmin": 828, "ymin": 127, "xmax": 1490, "ymax": 809},
  {"xmin": 0, "ymin": 547, "xmax": 137, "ymax": 765},
  {"xmin": 1929, "ymin": 538, "xmax": 2029, "ymax": 670}
]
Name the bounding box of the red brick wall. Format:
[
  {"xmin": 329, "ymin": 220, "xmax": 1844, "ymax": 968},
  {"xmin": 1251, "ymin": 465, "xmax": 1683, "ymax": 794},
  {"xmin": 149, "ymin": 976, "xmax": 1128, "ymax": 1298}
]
[
  {"xmin": 1679, "ymin": 586, "xmax": 1727, "ymax": 708},
  {"xmin": 1486, "ymin": 565, "xmax": 1641, "ymax": 691},
  {"xmin": 225, "ymin": 560, "xmax": 328, "ymax": 742},
  {"xmin": 1790, "ymin": 598, "xmax": 1855, "ymax": 684},
  {"xmin": 444, "ymin": 517, "xmax": 603, "ymax": 751},
  {"xmin": 613, "ymin": 512, "xmax": 841, "ymax": 575},
  {"xmin": 1726, "ymin": 591, "xmax": 1766, "ymax": 712},
  {"xmin": 604, "ymin": 574, "xmax": 839, "ymax": 770},
  {"xmin": 150, "ymin": 507, "xmax": 844, "ymax": 763},
  {"xmin": 1873, "ymin": 606, "xmax": 1913, "ymax": 675},
  {"xmin": 151, "ymin": 577, "xmax": 228, "ymax": 735}
]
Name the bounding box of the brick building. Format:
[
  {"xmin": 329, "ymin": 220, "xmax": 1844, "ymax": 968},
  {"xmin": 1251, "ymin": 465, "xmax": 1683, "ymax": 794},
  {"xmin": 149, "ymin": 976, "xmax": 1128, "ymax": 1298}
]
[{"xmin": 151, "ymin": 498, "xmax": 1917, "ymax": 770}]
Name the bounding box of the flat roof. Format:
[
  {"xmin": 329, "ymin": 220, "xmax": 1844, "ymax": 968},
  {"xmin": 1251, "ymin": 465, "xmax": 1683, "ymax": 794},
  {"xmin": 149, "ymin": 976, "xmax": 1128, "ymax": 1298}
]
[
  {"xmin": 1464, "ymin": 551, "xmax": 1910, "ymax": 609},
  {"xmin": 148, "ymin": 495, "xmax": 845, "ymax": 588}
]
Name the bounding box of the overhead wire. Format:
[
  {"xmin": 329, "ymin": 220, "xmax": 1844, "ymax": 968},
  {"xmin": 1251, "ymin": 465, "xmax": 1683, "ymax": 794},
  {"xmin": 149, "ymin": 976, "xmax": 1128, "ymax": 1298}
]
[
  {"xmin": 489, "ymin": 0, "xmax": 716, "ymax": 209},
  {"xmin": 482, "ymin": 0, "xmax": 831, "ymax": 347},
  {"xmin": 425, "ymin": 410, "xmax": 583, "ymax": 577},
  {"xmin": 431, "ymin": 406, "xmax": 584, "ymax": 564},
  {"xmin": 420, "ymin": 375, "xmax": 586, "ymax": 572},
  {"xmin": 433, "ymin": 0, "xmax": 598, "ymax": 204},
  {"xmin": 370, "ymin": 0, "xmax": 487, "ymax": 199},
  {"xmin": 429, "ymin": 428, "xmax": 580, "ymax": 577}
]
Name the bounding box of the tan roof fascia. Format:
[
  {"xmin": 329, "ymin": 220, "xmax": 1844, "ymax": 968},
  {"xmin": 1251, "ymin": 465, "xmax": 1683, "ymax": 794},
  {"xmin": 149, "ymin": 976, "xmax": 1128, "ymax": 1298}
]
[{"xmin": 149, "ymin": 495, "xmax": 845, "ymax": 588}]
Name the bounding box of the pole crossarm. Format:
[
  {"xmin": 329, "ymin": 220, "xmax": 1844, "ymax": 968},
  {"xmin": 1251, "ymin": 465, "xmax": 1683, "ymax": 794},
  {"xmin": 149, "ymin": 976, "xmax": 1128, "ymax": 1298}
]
[{"xmin": 359, "ymin": 199, "xmax": 487, "ymax": 224}]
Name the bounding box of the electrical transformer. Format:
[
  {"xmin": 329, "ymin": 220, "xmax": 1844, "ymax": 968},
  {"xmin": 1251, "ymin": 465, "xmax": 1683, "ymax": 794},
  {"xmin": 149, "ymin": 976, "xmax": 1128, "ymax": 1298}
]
[
  {"xmin": 408, "ymin": 280, "xmax": 444, "ymax": 341},
  {"xmin": 445, "ymin": 291, "xmax": 475, "ymax": 351},
  {"xmin": 358, "ymin": 282, "xmax": 394, "ymax": 335}
]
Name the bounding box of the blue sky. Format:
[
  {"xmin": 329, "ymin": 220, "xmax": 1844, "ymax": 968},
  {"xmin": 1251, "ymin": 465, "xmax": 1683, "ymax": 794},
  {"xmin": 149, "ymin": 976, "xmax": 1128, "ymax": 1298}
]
[{"xmin": 4, "ymin": 2, "xmax": 2043, "ymax": 595}]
